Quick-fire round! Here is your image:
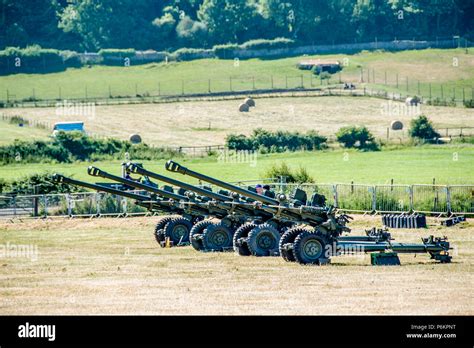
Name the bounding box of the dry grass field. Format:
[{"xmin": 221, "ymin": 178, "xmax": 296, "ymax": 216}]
[
  {"xmin": 3, "ymin": 96, "xmax": 473, "ymax": 146},
  {"xmin": 0, "ymin": 216, "xmax": 472, "ymax": 315}
]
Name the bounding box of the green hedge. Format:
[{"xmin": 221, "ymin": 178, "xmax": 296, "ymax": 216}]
[
  {"xmin": 0, "ymin": 46, "xmax": 65, "ymax": 75},
  {"xmin": 98, "ymin": 48, "xmax": 136, "ymax": 65},
  {"xmin": 213, "ymin": 43, "xmax": 240, "ymax": 59},
  {"xmin": 240, "ymin": 38, "xmax": 294, "ymax": 50},
  {"xmin": 226, "ymin": 128, "xmax": 327, "ymax": 152},
  {"xmin": 0, "ymin": 131, "xmax": 179, "ymax": 164},
  {"xmin": 171, "ymin": 48, "xmax": 212, "ymax": 61}
]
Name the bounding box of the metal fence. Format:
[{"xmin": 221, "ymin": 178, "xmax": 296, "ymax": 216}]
[{"xmin": 1, "ymin": 183, "xmax": 472, "ymax": 219}]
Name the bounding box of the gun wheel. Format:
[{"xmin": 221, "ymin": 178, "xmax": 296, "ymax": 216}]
[
  {"xmin": 154, "ymin": 216, "xmax": 176, "ymax": 245},
  {"xmin": 189, "ymin": 220, "xmax": 214, "ymax": 251},
  {"xmin": 247, "ymin": 223, "xmax": 280, "ymax": 257},
  {"xmin": 202, "ymin": 223, "xmax": 233, "ymax": 251},
  {"xmin": 279, "ymin": 227, "xmax": 309, "ymax": 262},
  {"xmin": 232, "ymin": 223, "xmax": 258, "ymax": 256},
  {"xmin": 163, "ymin": 217, "xmax": 193, "ymax": 245},
  {"xmin": 293, "ymin": 231, "xmax": 329, "ymax": 265}
]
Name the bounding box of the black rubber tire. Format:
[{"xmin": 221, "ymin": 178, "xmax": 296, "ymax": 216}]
[
  {"xmin": 189, "ymin": 219, "xmax": 214, "ymax": 251},
  {"xmin": 279, "ymin": 227, "xmax": 307, "ymax": 262},
  {"xmin": 154, "ymin": 216, "xmax": 176, "ymax": 245},
  {"xmin": 232, "ymin": 223, "xmax": 258, "ymax": 256},
  {"xmin": 202, "ymin": 223, "xmax": 233, "ymax": 251},
  {"xmin": 247, "ymin": 223, "xmax": 281, "ymax": 257},
  {"xmin": 163, "ymin": 217, "xmax": 193, "ymax": 245},
  {"xmin": 293, "ymin": 231, "xmax": 328, "ymax": 265}
]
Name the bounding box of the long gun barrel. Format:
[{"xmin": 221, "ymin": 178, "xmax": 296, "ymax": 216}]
[
  {"xmin": 52, "ymin": 174, "xmax": 150, "ymax": 201},
  {"xmin": 165, "ymin": 160, "xmax": 279, "ymax": 205},
  {"xmin": 126, "ymin": 162, "xmax": 231, "ymax": 202},
  {"xmin": 87, "ymin": 166, "xmax": 185, "ymax": 202}
]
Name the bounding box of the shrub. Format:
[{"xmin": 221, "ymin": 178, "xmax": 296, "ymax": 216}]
[
  {"xmin": 262, "ymin": 162, "xmax": 314, "ymax": 184},
  {"xmin": 226, "ymin": 129, "xmax": 327, "ymax": 152},
  {"xmin": 171, "ymin": 48, "xmax": 212, "ymax": 61},
  {"xmin": 60, "ymin": 50, "xmax": 82, "ymax": 68},
  {"xmin": 213, "ymin": 44, "xmax": 239, "ymax": 59},
  {"xmin": 240, "ymin": 38, "xmax": 294, "ymax": 50},
  {"xmin": 463, "ymin": 99, "xmax": 474, "ymax": 108},
  {"xmin": 0, "ymin": 45, "xmax": 65, "ymax": 75},
  {"xmin": 98, "ymin": 48, "xmax": 136, "ymax": 65},
  {"xmin": 2, "ymin": 173, "xmax": 80, "ymax": 195},
  {"xmin": 408, "ymin": 115, "xmax": 440, "ymax": 142},
  {"xmin": 336, "ymin": 126, "xmax": 379, "ymax": 151}
]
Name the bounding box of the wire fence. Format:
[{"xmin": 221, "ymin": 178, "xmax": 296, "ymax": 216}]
[
  {"xmin": 1, "ymin": 183, "xmax": 472, "ymax": 219},
  {"xmin": 2, "ymin": 67, "xmax": 473, "ymax": 108}
]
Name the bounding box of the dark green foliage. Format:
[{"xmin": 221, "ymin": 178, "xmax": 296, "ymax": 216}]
[
  {"xmin": 2, "ymin": 173, "xmax": 80, "ymax": 195},
  {"xmin": 262, "ymin": 162, "xmax": 314, "ymax": 184},
  {"xmin": 213, "ymin": 44, "xmax": 240, "ymax": 59},
  {"xmin": 408, "ymin": 115, "xmax": 441, "ymax": 142},
  {"xmin": 171, "ymin": 48, "xmax": 212, "ymax": 61},
  {"xmin": 226, "ymin": 128, "xmax": 327, "ymax": 152},
  {"xmin": 1, "ymin": 1, "xmax": 472, "ymax": 53},
  {"xmin": 0, "ymin": 131, "xmax": 178, "ymax": 164},
  {"xmin": 98, "ymin": 48, "xmax": 136, "ymax": 65},
  {"xmin": 463, "ymin": 100, "xmax": 474, "ymax": 108},
  {"xmin": 336, "ymin": 126, "xmax": 379, "ymax": 151},
  {"xmin": 0, "ymin": 46, "xmax": 65, "ymax": 75},
  {"xmin": 240, "ymin": 38, "xmax": 294, "ymax": 50}
]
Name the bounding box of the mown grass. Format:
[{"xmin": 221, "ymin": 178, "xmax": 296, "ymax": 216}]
[
  {"xmin": 0, "ymin": 48, "xmax": 472, "ymax": 101},
  {"xmin": 0, "ymin": 216, "xmax": 471, "ymax": 315},
  {"xmin": 1, "ymin": 145, "xmax": 473, "ymax": 185}
]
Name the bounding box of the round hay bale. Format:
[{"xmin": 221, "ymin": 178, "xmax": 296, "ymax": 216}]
[
  {"xmin": 239, "ymin": 103, "xmax": 250, "ymax": 112},
  {"xmin": 129, "ymin": 133, "xmax": 142, "ymax": 144},
  {"xmin": 244, "ymin": 97, "xmax": 255, "ymax": 107},
  {"xmin": 390, "ymin": 120, "xmax": 404, "ymax": 131}
]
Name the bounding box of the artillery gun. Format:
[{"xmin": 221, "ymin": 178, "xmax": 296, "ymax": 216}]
[
  {"xmin": 125, "ymin": 162, "xmax": 282, "ymax": 252},
  {"xmin": 51, "ymin": 172, "xmax": 210, "ymax": 247},
  {"xmin": 164, "ymin": 160, "xmax": 453, "ymax": 265}
]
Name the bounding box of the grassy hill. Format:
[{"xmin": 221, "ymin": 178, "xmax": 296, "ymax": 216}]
[{"xmin": 0, "ymin": 48, "xmax": 473, "ymax": 102}]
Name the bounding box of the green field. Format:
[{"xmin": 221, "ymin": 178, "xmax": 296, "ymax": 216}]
[
  {"xmin": 1, "ymin": 48, "xmax": 473, "ymax": 102},
  {"xmin": 2, "ymin": 145, "xmax": 473, "ymax": 185},
  {"xmin": 0, "ymin": 120, "xmax": 50, "ymax": 145}
]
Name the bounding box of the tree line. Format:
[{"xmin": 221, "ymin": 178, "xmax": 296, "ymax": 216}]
[{"xmin": 1, "ymin": 0, "xmax": 473, "ymax": 52}]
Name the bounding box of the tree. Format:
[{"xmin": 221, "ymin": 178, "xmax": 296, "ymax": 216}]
[
  {"xmin": 198, "ymin": 0, "xmax": 260, "ymax": 44},
  {"xmin": 408, "ymin": 115, "xmax": 440, "ymax": 142},
  {"xmin": 336, "ymin": 126, "xmax": 379, "ymax": 150},
  {"xmin": 58, "ymin": 0, "xmax": 161, "ymax": 50}
]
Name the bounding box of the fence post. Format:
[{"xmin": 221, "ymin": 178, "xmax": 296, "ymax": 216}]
[
  {"xmin": 95, "ymin": 193, "xmax": 101, "ymax": 215},
  {"xmin": 66, "ymin": 194, "xmax": 72, "ymax": 216},
  {"xmin": 371, "ymin": 186, "xmax": 376, "ymax": 212},
  {"xmin": 181, "ymin": 80, "xmax": 184, "ymax": 95},
  {"xmin": 446, "ymin": 186, "xmax": 452, "ymax": 214},
  {"xmin": 208, "ymin": 79, "xmax": 211, "ymax": 93},
  {"xmin": 409, "ymin": 186, "xmax": 414, "ymax": 212},
  {"xmin": 230, "ymin": 77, "xmax": 233, "ymax": 91},
  {"xmin": 334, "ymin": 184, "xmax": 339, "ymax": 208},
  {"xmin": 300, "ymin": 75, "xmax": 304, "ymax": 88},
  {"xmin": 42, "ymin": 194, "xmax": 47, "ymax": 217},
  {"xmin": 252, "ymin": 76, "xmax": 256, "ymax": 90},
  {"xmin": 271, "ymin": 75, "xmax": 274, "ymax": 89}
]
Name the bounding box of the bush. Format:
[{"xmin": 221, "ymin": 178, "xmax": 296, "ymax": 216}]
[
  {"xmin": 226, "ymin": 129, "xmax": 327, "ymax": 152},
  {"xmin": 171, "ymin": 48, "xmax": 212, "ymax": 61},
  {"xmin": 262, "ymin": 162, "xmax": 314, "ymax": 184},
  {"xmin": 408, "ymin": 115, "xmax": 440, "ymax": 142},
  {"xmin": 98, "ymin": 48, "xmax": 136, "ymax": 65},
  {"xmin": 213, "ymin": 43, "xmax": 239, "ymax": 59},
  {"xmin": 240, "ymin": 38, "xmax": 294, "ymax": 50},
  {"xmin": 0, "ymin": 131, "xmax": 180, "ymax": 164},
  {"xmin": 336, "ymin": 126, "xmax": 379, "ymax": 151},
  {"xmin": 60, "ymin": 50, "xmax": 82, "ymax": 68},
  {"xmin": 463, "ymin": 99, "xmax": 474, "ymax": 108},
  {"xmin": 2, "ymin": 173, "xmax": 80, "ymax": 195},
  {"xmin": 0, "ymin": 45, "xmax": 65, "ymax": 75}
]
